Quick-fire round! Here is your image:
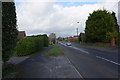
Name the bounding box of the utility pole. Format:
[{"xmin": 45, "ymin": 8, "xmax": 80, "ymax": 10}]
[
  {"xmin": 77, "ymin": 22, "xmax": 79, "ymax": 37},
  {"xmin": 76, "ymin": 28, "xmax": 78, "ymax": 37}
]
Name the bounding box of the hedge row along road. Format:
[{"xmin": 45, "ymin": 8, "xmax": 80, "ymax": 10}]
[{"xmin": 14, "ymin": 35, "xmax": 49, "ymax": 56}]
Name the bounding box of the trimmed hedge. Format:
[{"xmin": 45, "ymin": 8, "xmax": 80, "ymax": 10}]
[
  {"xmin": 15, "ymin": 37, "xmax": 44, "ymax": 56},
  {"xmin": 37, "ymin": 34, "xmax": 49, "ymax": 47}
]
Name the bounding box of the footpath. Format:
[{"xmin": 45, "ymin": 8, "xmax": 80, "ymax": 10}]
[{"xmin": 5, "ymin": 46, "xmax": 82, "ymax": 78}]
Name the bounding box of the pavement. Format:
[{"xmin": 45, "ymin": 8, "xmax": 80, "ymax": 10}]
[
  {"xmin": 7, "ymin": 56, "xmax": 30, "ymax": 64},
  {"xmin": 16, "ymin": 46, "xmax": 83, "ymax": 78}
]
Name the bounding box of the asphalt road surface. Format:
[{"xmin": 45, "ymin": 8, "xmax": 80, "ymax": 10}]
[
  {"xmin": 16, "ymin": 47, "xmax": 83, "ymax": 78},
  {"xmin": 58, "ymin": 41, "xmax": 119, "ymax": 78}
]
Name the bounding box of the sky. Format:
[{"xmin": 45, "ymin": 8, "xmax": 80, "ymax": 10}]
[{"xmin": 15, "ymin": 0, "xmax": 119, "ymax": 37}]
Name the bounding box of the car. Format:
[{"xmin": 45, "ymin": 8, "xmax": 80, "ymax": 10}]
[{"xmin": 66, "ymin": 42, "xmax": 71, "ymax": 46}]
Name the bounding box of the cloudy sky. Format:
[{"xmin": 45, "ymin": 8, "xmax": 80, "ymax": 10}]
[{"xmin": 15, "ymin": 0, "xmax": 119, "ymax": 37}]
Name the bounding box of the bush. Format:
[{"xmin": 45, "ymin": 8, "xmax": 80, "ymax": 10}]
[
  {"xmin": 37, "ymin": 34, "xmax": 49, "ymax": 47},
  {"xmin": 15, "ymin": 37, "xmax": 44, "ymax": 56},
  {"xmin": 2, "ymin": 2, "xmax": 18, "ymax": 62}
]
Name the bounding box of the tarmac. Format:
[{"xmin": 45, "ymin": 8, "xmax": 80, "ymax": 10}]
[{"xmin": 15, "ymin": 47, "xmax": 82, "ymax": 78}]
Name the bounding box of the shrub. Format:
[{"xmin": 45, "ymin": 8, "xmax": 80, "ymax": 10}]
[
  {"xmin": 2, "ymin": 2, "xmax": 18, "ymax": 62},
  {"xmin": 37, "ymin": 34, "xmax": 49, "ymax": 47},
  {"xmin": 15, "ymin": 37, "xmax": 44, "ymax": 56}
]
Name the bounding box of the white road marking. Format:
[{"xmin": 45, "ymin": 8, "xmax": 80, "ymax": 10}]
[
  {"xmin": 59, "ymin": 42, "xmax": 120, "ymax": 66},
  {"xmin": 58, "ymin": 42, "xmax": 67, "ymax": 46},
  {"xmin": 96, "ymin": 56, "xmax": 120, "ymax": 66},
  {"xmin": 65, "ymin": 56, "xmax": 84, "ymax": 79},
  {"xmin": 59, "ymin": 42, "xmax": 90, "ymax": 54},
  {"xmin": 69, "ymin": 46, "xmax": 90, "ymax": 54}
]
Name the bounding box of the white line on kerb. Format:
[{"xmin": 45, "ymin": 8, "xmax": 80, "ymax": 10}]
[
  {"xmin": 59, "ymin": 42, "xmax": 90, "ymax": 54},
  {"xmin": 65, "ymin": 56, "xmax": 84, "ymax": 79},
  {"xmin": 96, "ymin": 56, "xmax": 120, "ymax": 66}
]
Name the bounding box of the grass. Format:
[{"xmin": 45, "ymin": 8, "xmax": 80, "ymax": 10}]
[
  {"xmin": 93, "ymin": 45, "xmax": 112, "ymax": 47},
  {"xmin": 45, "ymin": 44, "xmax": 64, "ymax": 56},
  {"xmin": 80, "ymin": 43, "xmax": 112, "ymax": 47}
]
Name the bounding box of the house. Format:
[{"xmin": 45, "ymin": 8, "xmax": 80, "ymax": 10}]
[
  {"xmin": 17, "ymin": 31, "xmax": 26, "ymax": 39},
  {"xmin": 49, "ymin": 33, "xmax": 56, "ymax": 44},
  {"xmin": 72, "ymin": 35, "xmax": 78, "ymax": 42},
  {"xmin": 65, "ymin": 36, "xmax": 78, "ymax": 42},
  {"xmin": 68, "ymin": 36, "xmax": 74, "ymax": 42}
]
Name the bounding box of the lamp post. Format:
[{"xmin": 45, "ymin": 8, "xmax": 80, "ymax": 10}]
[{"xmin": 77, "ymin": 22, "xmax": 80, "ymax": 37}]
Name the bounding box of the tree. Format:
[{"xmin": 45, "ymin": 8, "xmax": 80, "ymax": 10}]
[
  {"xmin": 111, "ymin": 12, "xmax": 119, "ymax": 33},
  {"xmin": 2, "ymin": 2, "xmax": 18, "ymax": 62},
  {"xmin": 78, "ymin": 33, "xmax": 86, "ymax": 43},
  {"xmin": 85, "ymin": 9, "xmax": 118, "ymax": 43},
  {"xmin": 111, "ymin": 12, "xmax": 119, "ymax": 45}
]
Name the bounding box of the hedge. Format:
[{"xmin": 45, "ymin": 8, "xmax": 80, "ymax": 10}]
[
  {"xmin": 15, "ymin": 37, "xmax": 44, "ymax": 56},
  {"xmin": 37, "ymin": 34, "xmax": 49, "ymax": 47}
]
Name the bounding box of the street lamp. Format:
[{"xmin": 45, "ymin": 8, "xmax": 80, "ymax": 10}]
[{"xmin": 77, "ymin": 22, "xmax": 80, "ymax": 37}]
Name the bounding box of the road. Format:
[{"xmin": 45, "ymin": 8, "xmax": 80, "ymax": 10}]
[{"xmin": 58, "ymin": 41, "xmax": 119, "ymax": 78}]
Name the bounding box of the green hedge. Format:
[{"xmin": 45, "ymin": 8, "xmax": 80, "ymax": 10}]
[
  {"xmin": 15, "ymin": 37, "xmax": 44, "ymax": 56},
  {"xmin": 37, "ymin": 34, "xmax": 49, "ymax": 47}
]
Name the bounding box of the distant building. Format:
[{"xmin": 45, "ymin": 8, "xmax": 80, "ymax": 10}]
[
  {"xmin": 49, "ymin": 33, "xmax": 56, "ymax": 39},
  {"xmin": 49, "ymin": 33, "xmax": 56, "ymax": 44},
  {"xmin": 65, "ymin": 36, "xmax": 79, "ymax": 42},
  {"xmin": 64, "ymin": 37, "xmax": 68, "ymax": 41},
  {"xmin": 68, "ymin": 36, "xmax": 74, "ymax": 42},
  {"xmin": 17, "ymin": 31, "xmax": 26, "ymax": 39},
  {"xmin": 73, "ymin": 35, "xmax": 78, "ymax": 41}
]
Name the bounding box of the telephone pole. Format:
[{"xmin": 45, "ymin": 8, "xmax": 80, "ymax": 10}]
[
  {"xmin": 77, "ymin": 22, "xmax": 79, "ymax": 36},
  {"xmin": 76, "ymin": 28, "xmax": 78, "ymax": 37}
]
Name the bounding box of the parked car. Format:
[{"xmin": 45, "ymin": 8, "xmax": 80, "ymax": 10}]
[{"xmin": 66, "ymin": 42, "xmax": 71, "ymax": 46}]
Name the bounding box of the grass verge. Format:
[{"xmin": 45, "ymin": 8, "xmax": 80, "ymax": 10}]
[
  {"xmin": 80, "ymin": 43, "xmax": 112, "ymax": 47},
  {"xmin": 45, "ymin": 44, "xmax": 64, "ymax": 56}
]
